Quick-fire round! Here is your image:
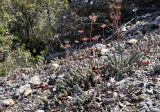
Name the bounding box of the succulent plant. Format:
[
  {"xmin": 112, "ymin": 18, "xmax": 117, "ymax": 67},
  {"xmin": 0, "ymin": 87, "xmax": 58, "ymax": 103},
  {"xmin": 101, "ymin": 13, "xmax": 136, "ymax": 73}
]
[{"xmin": 105, "ymin": 44, "xmax": 141, "ymax": 78}]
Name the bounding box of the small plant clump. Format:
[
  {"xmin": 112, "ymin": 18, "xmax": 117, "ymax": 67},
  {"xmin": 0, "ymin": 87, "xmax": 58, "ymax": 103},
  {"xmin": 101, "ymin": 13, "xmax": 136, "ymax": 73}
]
[
  {"xmin": 105, "ymin": 45, "xmax": 141, "ymax": 79},
  {"xmin": 0, "ymin": 0, "xmax": 160, "ymax": 112}
]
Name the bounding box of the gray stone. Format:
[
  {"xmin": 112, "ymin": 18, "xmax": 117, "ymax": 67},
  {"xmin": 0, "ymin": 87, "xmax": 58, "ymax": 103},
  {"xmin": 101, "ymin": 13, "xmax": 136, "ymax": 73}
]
[
  {"xmin": 127, "ymin": 39, "xmax": 138, "ymax": 45},
  {"xmin": 155, "ymin": 16, "xmax": 160, "ymax": 24},
  {"xmin": 17, "ymin": 84, "xmax": 32, "ymax": 96},
  {"xmin": 146, "ymin": 89, "xmax": 153, "ymax": 95},
  {"xmin": 30, "ymin": 76, "xmax": 41, "ymax": 85},
  {"xmin": 92, "ymin": 44, "xmax": 106, "ymax": 50},
  {"xmin": 115, "ymin": 78, "xmax": 127, "ymax": 86},
  {"xmin": 2, "ymin": 99, "xmax": 15, "ymax": 106},
  {"xmin": 149, "ymin": 107, "xmax": 160, "ymax": 112},
  {"xmin": 36, "ymin": 110, "xmax": 45, "ymax": 112},
  {"xmin": 154, "ymin": 65, "xmax": 160, "ymax": 74}
]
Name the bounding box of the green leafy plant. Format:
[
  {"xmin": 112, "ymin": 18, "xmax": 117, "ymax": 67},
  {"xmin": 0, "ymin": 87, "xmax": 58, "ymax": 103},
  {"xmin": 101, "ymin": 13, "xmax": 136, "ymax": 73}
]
[
  {"xmin": 0, "ymin": 34, "xmax": 44, "ymax": 76},
  {"xmin": 106, "ymin": 45, "xmax": 141, "ymax": 78},
  {"xmin": 0, "ymin": 0, "xmax": 68, "ymax": 76}
]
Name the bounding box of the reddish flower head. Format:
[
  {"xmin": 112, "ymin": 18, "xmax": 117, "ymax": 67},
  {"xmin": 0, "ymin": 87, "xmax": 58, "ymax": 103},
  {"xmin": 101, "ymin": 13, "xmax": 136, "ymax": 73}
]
[
  {"xmin": 64, "ymin": 44, "xmax": 71, "ymax": 48},
  {"xmin": 89, "ymin": 15, "xmax": 97, "ymax": 22},
  {"xmin": 100, "ymin": 24, "xmax": 107, "ymax": 28},
  {"xmin": 78, "ymin": 30, "xmax": 84, "ymax": 34},
  {"xmin": 91, "ymin": 35, "xmax": 100, "ymax": 41}
]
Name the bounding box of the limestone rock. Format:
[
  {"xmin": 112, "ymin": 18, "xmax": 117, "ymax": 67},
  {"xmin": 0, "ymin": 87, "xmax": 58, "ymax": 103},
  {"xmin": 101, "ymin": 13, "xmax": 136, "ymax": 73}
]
[
  {"xmin": 127, "ymin": 39, "xmax": 138, "ymax": 45},
  {"xmin": 24, "ymin": 89, "xmax": 32, "ymax": 97},
  {"xmin": 36, "ymin": 110, "xmax": 45, "ymax": 112},
  {"xmin": 18, "ymin": 84, "xmax": 32, "ymax": 96},
  {"xmin": 3, "ymin": 99, "xmax": 15, "ymax": 106},
  {"xmin": 101, "ymin": 48, "xmax": 110, "ymax": 55},
  {"xmin": 30, "ymin": 76, "xmax": 41, "ymax": 85},
  {"xmin": 92, "ymin": 43, "xmax": 106, "ymax": 50},
  {"xmin": 51, "ymin": 63, "xmax": 59, "ymax": 69}
]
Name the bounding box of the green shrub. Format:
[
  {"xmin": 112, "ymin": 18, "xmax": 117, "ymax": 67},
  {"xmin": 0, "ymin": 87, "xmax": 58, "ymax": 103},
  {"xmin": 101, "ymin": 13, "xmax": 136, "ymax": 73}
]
[
  {"xmin": 0, "ymin": 34, "xmax": 44, "ymax": 76},
  {"xmin": 0, "ymin": 0, "xmax": 69, "ymax": 76},
  {"xmin": 8, "ymin": 0, "xmax": 69, "ymax": 55}
]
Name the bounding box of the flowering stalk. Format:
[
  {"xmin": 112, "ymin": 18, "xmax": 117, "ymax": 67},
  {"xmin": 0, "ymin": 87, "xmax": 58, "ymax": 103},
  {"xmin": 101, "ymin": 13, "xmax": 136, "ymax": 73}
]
[
  {"xmin": 89, "ymin": 22, "xmax": 93, "ymax": 46},
  {"xmin": 100, "ymin": 24, "xmax": 107, "ymax": 38},
  {"xmin": 89, "ymin": 15, "xmax": 97, "ymax": 46},
  {"xmin": 110, "ymin": 1, "xmax": 122, "ymax": 43}
]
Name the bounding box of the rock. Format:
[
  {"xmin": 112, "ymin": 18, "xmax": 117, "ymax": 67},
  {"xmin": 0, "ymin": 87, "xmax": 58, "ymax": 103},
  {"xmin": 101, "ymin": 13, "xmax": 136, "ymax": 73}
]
[
  {"xmin": 153, "ymin": 89, "xmax": 159, "ymax": 94},
  {"xmin": 51, "ymin": 63, "xmax": 59, "ymax": 69},
  {"xmin": 21, "ymin": 73, "xmax": 26, "ymax": 78},
  {"xmin": 101, "ymin": 48, "xmax": 110, "ymax": 55},
  {"xmin": 110, "ymin": 77, "xmax": 116, "ymax": 84},
  {"xmin": 155, "ymin": 78, "xmax": 160, "ymax": 85},
  {"xmin": 122, "ymin": 27, "xmax": 127, "ymax": 32},
  {"xmin": 100, "ymin": 56, "xmax": 108, "ymax": 60},
  {"xmin": 48, "ymin": 74, "xmax": 57, "ymax": 85},
  {"xmin": 24, "ymin": 89, "xmax": 32, "ymax": 97},
  {"xmin": 124, "ymin": 101, "xmax": 132, "ymax": 106},
  {"xmin": 36, "ymin": 110, "xmax": 45, "ymax": 112},
  {"xmin": 3, "ymin": 99, "xmax": 15, "ymax": 106},
  {"xmin": 154, "ymin": 65, "xmax": 160, "ymax": 74},
  {"xmin": 5, "ymin": 80, "xmax": 13, "ymax": 86},
  {"xmin": 110, "ymin": 47, "xmax": 116, "ymax": 52},
  {"xmin": 138, "ymin": 101, "xmax": 149, "ymax": 111},
  {"xmin": 146, "ymin": 89, "xmax": 153, "ymax": 95},
  {"xmin": 104, "ymin": 98, "xmax": 115, "ymax": 104},
  {"xmin": 92, "ymin": 44, "xmax": 106, "ymax": 50},
  {"xmin": 138, "ymin": 82, "xmax": 145, "ymax": 87},
  {"xmin": 17, "ymin": 84, "xmax": 32, "ymax": 96},
  {"xmin": 146, "ymin": 100, "xmax": 153, "ymax": 106},
  {"xmin": 24, "ymin": 107, "xmax": 31, "ymax": 111},
  {"xmin": 18, "ymin": 84, "xmax": 28, "ymax": 94},
  {"xmin": 131, "ymin": 94, "xmax": 147, "ymax": 102},
  {"xmin": 155, "ymin": 16, "xmax": 160, "ymax": 24},
  {"xmin": 127, "ymin": 39, "xmax": 138, "ymax": 45},
  {"xmin": 115, "ymin": 78, "xmax": 127, "ymax": 86},
  {"xmin": 85, "ymin": 89, "xmax": 95, "ymax": 95},
  {"xmin": 113, "ymin": 92, "xmax": 118, "ymax": 98},
  {"xmin": 30, "ymin": 76, "xmax": 41, "ymax": 85},
  {"xmin": 4, "ymin": 110, "xmax": 12, "ymax": 112},
  {"xmin": 106, "ymin": 82, "xmax": 112, "ymax": 87},
  {"xmin": 119, "ymin": 102, "xmax": 126, "ymax": 108},
  {"xmin": 111, "ymin": 105, "xmax": 120, "ymax": 111},
  {"xmin": 155, "ymin": 94, "xmax": 160, "ymax": 100},
  {"xmin": 149, "ymin": 107, "xmax": 160, "ymax": 112},
  {"xmin": 21, "ymin": 73, "xmax": 29, "ymax": 79},
  {"xmin": 58, "ymin": 74, "xmax": 65, "ymax": 78}
]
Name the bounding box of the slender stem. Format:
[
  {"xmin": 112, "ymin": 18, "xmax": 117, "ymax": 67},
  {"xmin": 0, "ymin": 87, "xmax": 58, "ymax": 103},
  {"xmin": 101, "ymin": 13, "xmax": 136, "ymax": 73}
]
[
  {"xmin": 103, "ymin": 28, "xmax": 105, "ymax": 38},
  {"xmin": 89, "ymin": 22, "xmax": 93, "ymax": 46}
]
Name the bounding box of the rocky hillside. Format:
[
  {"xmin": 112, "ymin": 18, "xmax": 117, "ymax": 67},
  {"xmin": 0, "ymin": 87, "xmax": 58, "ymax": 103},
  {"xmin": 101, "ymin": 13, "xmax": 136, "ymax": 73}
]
[
  {"xmin": 1, "ymin": 11, "xmax": 160, "ymax": 112},
  {"xmin": 0, "ymin": 0, "xmax": 160, "ymax": 112},
  {"xmin": 48, "ymin": 0, "xmax": 160, "ymax": 53}
]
